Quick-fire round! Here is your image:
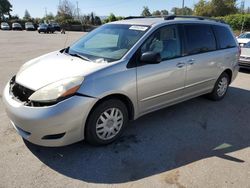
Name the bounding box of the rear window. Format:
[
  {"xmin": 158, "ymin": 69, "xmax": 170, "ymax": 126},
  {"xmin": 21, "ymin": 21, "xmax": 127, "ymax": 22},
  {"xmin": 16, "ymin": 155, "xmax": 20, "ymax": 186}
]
[
  {"xmin": 184, "ymin": 24, "xmax": 216, "ymax": 55},
  {"xmin": 213, "ymin": 25, "xmax": 236, "ymax": 49}
]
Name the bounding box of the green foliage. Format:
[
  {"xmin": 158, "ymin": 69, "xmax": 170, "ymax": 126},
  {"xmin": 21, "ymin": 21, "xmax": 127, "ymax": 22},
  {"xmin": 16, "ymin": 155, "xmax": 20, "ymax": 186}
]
[
  {"xmin": 141, "ymin": 6, "xmax": 152, "ymax": 17},
  {"xmin": 194, "ymin": 0, "xmax": 212, "ymax": 16},
  {"xmin": 103, "ymin": 13, "xmax": 123, "ymax": 23},
  {"xmin": 0, "ymin": 0, "xmax": 12, "ymax": 20},
  {"xmin": 194, "ymin": 0, "xmax": 237, "ymax": 17},
  {"xmin": 23, "ymin": 9, "xmax": 31, "ymax": 20},
  {"xmin": 161, "ymin": 10, "xmax": 169, "ymax": 16},
  {"xmin": 55, "ymin": 0, "xmax": 75, "ymax": 25},
  {"xmin": 171, "ymin": 7, "xmax": 193, "ymax": 15},
  {"xmin": 216, "ymin": 14, "xmax": 250, "ymax": 31},
  {"xmin": 42, "ymin": 12, "xmax": 55, "ymax": 22},
  {"xmin": 152, "ymin": 10, "xmax": 161, "ymax": 16}
]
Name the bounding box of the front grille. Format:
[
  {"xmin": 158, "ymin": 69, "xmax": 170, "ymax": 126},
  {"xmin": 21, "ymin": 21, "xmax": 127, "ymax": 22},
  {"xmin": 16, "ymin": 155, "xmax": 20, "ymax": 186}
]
[
  {"xmin": 9, "ymin": 76, "xmax": 34, "ymax": 103},
  {"xmin": 240, "ymin": 56, "xmax": 250, "ymax": 60}
]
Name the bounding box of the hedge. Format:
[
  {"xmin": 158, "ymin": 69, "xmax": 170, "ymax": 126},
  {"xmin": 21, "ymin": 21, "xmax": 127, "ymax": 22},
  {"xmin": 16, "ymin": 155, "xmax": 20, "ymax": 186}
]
[{"xmin": 216, "ymin": 14, "xmax": 250, "ymax": 31}]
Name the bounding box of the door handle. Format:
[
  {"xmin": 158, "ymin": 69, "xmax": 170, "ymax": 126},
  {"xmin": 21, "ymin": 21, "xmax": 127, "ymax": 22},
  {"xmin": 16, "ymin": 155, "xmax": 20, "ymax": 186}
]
[
  {"xmin": 187, "ymin": 59, "xmax": 195, "ymax": 65},
  {"xmin": 176, "ymin": 62, "xmax": 185, "ymax": 68}
]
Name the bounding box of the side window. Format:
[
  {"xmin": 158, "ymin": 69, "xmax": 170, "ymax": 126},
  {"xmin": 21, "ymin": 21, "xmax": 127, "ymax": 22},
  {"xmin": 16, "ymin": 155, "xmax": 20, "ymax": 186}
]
[
  {"xmin": 184, "ymin": 24, "xmax": 216, "ymax": 55},
  {"xmin": 213, "ymin": 25, "xmax": 236, "ymax": 49},
  {"xmin": 141, "ymin": 25, "xmax": 181, "ymax": 60}
]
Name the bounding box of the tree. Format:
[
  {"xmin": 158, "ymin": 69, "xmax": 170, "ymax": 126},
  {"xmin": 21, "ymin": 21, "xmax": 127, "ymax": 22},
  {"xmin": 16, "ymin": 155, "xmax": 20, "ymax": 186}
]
[
  {"xmin": 141, "ymin": 6, "xmax": 151, "ymax": 17},
  {"xmin": 23, "ymin": 9, "xmax": 31, "ymax": 20},
  {"xmin": 194, "ymin": 0, "xmax": 212, "ymax": 16},
  {"xmin": 108, "ymin": 13, "xmax": 117, "ymax": 22},
  {"xmin": 81, "ymin": 15, "xmax": 90, "ymax": 25},
  {"xmin": 210, "ymin": 0, "xmax": 237, "ymax": 17},
  {"xmin": 90, "ymin": 12, "xmax": 95, "ymax": 25},
  {"xmin": 56, "ymin": 0, "xmax": 75, "ymax": 25},
  {"xmin": 171, "ymin": 7, "xmax": 193, "ymax": 15},
  {"xmin": 194, "ymin": 0, "xmax": 237, "ymax": 17},
  {"xmin": 44, "ymin": 12, "xmax": 54, "ymax": 20},
  {"xmin": 152, "ymin": 10, "xmax": 161, "ymax": 16},
  {"xmin": 161, "ymin": 9, "xmax": 169, "ymax": 16},
  {"xmin": 94, "ymin": 16, "xmax": 101, "ymax": 25},
  {"xmin": 57, "ymin": 0, "xmax": 74, "ymax": 17},
  {"xmin": 0, "ymin": 0, "xmax": 12, "ymax": 20}
]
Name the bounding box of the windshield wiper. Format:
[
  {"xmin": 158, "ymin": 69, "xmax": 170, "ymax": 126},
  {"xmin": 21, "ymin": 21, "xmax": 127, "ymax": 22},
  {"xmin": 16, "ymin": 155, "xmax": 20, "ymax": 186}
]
[{"xmin": 68, "ymin": 53, "xmax": 92, "ymax": 62}]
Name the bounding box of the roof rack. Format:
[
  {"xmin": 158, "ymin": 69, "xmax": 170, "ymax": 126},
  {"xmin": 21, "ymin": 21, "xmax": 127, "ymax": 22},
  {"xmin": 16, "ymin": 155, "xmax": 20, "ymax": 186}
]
[
  {"xmin": 124, "ymin": 16, "xmax": 163, "ymax": 20},
  {"xmin": 164, "ymin": 15, "xmax": 226, "ymax": 24}
]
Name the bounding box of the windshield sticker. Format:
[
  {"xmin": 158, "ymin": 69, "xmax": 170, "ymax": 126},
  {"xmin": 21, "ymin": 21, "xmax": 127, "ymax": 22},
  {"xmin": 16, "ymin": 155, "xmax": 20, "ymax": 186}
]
[{"xmin": 129, "ymin": 26, "xmax": 148, "ymax": 31}]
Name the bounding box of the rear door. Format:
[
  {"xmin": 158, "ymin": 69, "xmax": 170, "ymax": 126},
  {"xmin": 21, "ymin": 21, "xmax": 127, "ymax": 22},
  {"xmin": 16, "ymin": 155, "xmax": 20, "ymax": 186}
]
[{"xmin": 182, "ymin": 24, "xmax": 220, "ymax": 97}]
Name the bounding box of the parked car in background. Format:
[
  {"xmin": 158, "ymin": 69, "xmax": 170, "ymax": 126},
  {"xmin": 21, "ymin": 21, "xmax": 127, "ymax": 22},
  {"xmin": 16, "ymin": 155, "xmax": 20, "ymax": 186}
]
[
  {"xmin": 25, "ymin": 22, "xmax": 35, "ymax": 31},
  {"xmin": 1, "ymin": 22, "xmax": 10, "ymax": 30},
  {"xmin": 52, "ymin": 23, "xmax": 61, "ymax": 31},
  {"xmin": 237, "ymin": 32, "xmax": 250, "ymax": 47},
  {"xmin": 38, "ymin": 23, "xmax": 55, "ymax": 33},
  {"xmin": 3, "ymin": 16, "xmax": 239, "ymax": 147},
  {"xmin": 12, "ymin": 23, "xmax": 22, "ymax": 30},
  {"xmin": 239, "ymin": 41, "xmax": 250, "ymax": 68}
]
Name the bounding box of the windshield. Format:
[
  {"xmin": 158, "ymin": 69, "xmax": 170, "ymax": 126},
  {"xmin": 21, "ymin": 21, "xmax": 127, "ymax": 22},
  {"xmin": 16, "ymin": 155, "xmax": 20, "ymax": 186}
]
[
  {"xmin": 1, "ymin": 22, "xmax": 8, "ymax": 26},
  {"xmin": 13, "ymin": 23, "xmax": 21, "ymax": 27},
  {"xmin": 238, "ymin": 33, "xmax": 250, "ymax": 39},
  {"xmin": 25, "ymin": 22, "xmax": 33, "ymax": 26},
  {"xmin": 243, "ymin": 42, "xmax": 250, "ymax": 48},
  {"xmin": 68, "ymin": 24, "xmax": 149, "ymax": 63}
]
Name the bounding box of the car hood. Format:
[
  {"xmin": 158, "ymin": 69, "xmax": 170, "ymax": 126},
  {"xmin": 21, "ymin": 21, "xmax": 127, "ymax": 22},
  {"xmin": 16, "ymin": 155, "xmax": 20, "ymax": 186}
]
[
  {"xmin": 26, "ymin": 25, "xmax": 34, "ymax": 28},
  {"xmin": 237, "ymin": 38, "xmax": 250, "ymax": 44},
  {"xmin": 16, "ymin": 51, "xmax": 109, "ymax": 91}
]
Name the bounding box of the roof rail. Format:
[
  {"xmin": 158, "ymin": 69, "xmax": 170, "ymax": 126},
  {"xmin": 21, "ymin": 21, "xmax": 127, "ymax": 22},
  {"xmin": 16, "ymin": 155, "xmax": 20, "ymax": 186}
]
[
  {"xmin": 124, "ymin": 16, "xmax": 146, "ymax": 20},
  {"xmin": 164, "ymin": 15, "xmax": 226, "ymax": 24},
  {"xmin": 124, "ymin": 16, "xmax": 163, "ymax": 20}
]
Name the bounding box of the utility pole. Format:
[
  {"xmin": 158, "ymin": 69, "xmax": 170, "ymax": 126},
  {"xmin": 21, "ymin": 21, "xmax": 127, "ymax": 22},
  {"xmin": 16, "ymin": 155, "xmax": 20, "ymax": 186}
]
[
  {"xmin": 240, "ymin": 0, "xmax": 245, "ymax": 34},
  {"xmin": 240, "ymin": 0, "xmax": 245, "ymax": 13},
  {"xmin": 182, "ymin": 0, "xmax": 185, "ymax": 15},
  {"xmin": 45, "ymin": 7, "xmax": 47, "ymax": 17},
  {"xmin": 76, "ymin": 1, "xmax": 80, "ymax": 20}
]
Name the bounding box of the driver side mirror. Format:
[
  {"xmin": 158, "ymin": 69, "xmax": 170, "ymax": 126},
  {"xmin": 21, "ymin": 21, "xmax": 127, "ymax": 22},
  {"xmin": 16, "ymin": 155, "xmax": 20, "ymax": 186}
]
[{"xmin": 140, "ymin": 51, "xmax": 161, "ymax": 64}]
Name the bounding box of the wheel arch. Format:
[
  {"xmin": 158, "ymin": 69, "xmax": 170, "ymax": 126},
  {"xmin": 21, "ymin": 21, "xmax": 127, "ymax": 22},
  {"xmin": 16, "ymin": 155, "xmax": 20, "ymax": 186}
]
[
  {"xmin": 86, "ymin": 93, "xmax": 135, "ymax": 123},
  {"xmin": 223, "ymin": 68, "xmax": 233, "ymax": 83}
]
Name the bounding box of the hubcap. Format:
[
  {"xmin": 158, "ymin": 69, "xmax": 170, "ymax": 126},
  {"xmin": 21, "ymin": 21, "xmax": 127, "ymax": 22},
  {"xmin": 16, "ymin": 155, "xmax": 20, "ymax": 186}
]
[
  {"xmin": 96, "ymin": 108, "xmax": 124, "ymax": 140},
  {"xmin": 217, "ymin": 77, "xmax": 228, "ymax": 97}
]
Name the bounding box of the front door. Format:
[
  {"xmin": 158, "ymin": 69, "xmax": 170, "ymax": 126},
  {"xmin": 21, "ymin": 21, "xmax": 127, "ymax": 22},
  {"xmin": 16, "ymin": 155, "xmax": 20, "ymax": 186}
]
[{"xmin": 136, "ymin": 25, "xmax": 187, "ymax": 114}]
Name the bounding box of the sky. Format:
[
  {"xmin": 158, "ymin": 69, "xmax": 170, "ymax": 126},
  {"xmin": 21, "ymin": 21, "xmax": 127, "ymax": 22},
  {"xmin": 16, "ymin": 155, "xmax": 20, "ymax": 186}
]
[{"xmin": 9, "ymin": 0, "xmax": 250, "ymax": 18}]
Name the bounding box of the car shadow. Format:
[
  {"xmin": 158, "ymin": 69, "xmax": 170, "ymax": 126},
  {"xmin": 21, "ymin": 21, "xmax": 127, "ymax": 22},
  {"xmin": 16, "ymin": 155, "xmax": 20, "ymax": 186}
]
[
  {"xmin": 239, "ymin": 68, "xmax": 250, "ymax": 73},
  {"xmin": 25, "ymin": 86, "xmax": 250, "ymax": 184}
]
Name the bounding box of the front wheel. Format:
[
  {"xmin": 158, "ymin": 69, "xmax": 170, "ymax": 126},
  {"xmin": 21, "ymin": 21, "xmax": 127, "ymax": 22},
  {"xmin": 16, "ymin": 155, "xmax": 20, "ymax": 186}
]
[
  {"xmin": 207, "ymin": 72, "xmax": 230, "ymax": 101},
  {"xmin": 85, "ymin": 99, "xmax": 129, "ymax": 145}
]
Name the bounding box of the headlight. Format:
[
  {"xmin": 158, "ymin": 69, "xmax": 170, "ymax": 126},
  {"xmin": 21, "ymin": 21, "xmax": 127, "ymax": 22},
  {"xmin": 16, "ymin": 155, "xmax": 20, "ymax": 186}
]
[{"xmin": 29, "ymin": 76, "xmax": 84, "ymax": 103}]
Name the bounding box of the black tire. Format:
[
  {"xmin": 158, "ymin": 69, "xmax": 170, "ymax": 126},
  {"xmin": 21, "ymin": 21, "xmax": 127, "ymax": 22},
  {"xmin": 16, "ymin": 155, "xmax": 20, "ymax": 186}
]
[
  {"xmin": 207, "ymin": 72, "xmax": 230, "ymax": 101},
  {"xmin": 85, "ymin": 99, "xmax": 129, "ymax": 146}
]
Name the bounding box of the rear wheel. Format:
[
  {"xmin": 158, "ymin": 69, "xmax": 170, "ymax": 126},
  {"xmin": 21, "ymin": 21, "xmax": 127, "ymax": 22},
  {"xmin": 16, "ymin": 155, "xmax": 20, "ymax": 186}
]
[
  {"xmin": 207, "ymin": 72, "xmax": 230, "ymax": 101},
  {"xmin": 85, "ymin": 99, "xmax": 128, "ymax": 145}
]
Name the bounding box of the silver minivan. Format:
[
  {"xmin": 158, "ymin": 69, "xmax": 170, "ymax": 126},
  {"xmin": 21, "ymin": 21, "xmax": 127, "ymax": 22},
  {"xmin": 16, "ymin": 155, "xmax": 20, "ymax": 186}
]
[{"xmin": 3, "ymin": 16, "xmax": 240, "ymax": 146}]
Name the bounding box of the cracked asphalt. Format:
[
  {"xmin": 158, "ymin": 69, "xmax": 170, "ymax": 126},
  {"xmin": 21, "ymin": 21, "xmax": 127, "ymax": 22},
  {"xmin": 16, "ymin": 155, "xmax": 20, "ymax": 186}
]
[{"xmin": 0, "ymin": 30, "xmax": 250, "ymax": 188}]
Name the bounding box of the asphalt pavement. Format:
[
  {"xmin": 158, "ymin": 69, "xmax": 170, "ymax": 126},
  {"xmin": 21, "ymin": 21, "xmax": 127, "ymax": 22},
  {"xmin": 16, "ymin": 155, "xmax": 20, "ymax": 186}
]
[{"xmin": 0, "ymin": 30, "xmax": 249, "ymax": 188}]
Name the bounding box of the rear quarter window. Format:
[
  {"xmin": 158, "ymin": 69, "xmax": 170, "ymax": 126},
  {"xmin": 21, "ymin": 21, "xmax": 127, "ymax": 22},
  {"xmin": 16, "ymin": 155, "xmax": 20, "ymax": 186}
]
[
  {"xmin": 184, "ymin": 24, "xmax": 216, "ymax": 55},
  {"xmin": 212, "ymin": 25, "xmax": 236, "ymax": 49}
]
